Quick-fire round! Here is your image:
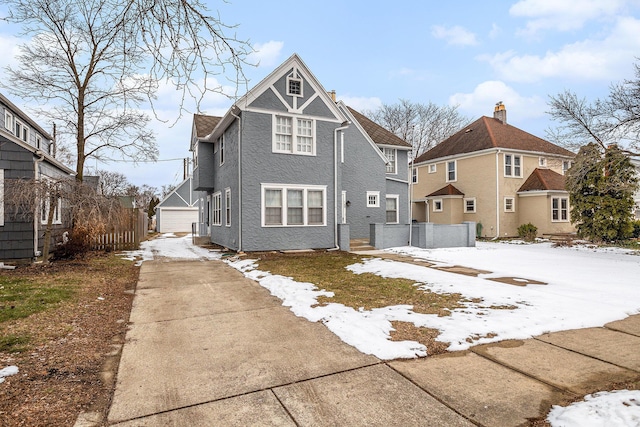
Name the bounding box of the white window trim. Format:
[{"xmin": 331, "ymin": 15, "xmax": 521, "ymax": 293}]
[
  {"xmin": 504, "ymin": 197, "xmax": 515, "ymax": 212},
  {"xmin": 286, "ymin": 76, "xmax": 303, "ymax": 97},
  {"xmin": 272, "ymin": 115, "xmax": 316, "ymax": 156},
  {"xmin": 41, "ymin": 192, "xmax": 62, "ymax": 225},
  {"xmin": 15, "ymin": 119, "xmax": 28, "ymax": 142},
  {"xmin": 562, "ymin": 160, "xmax": 572, "ymax": 175},
  {"xmin": 386, "ymin": 194, "xmax": 399, "ymax": 224},
  {"xmin": 35, "ymin": 134, "xmax": 42, "ymax": 150},
  {"xmin": 4, "ymin": 111, "xmax": 13, "ymax": 132},
  {"xmin": 366, "ymin": 191, "xmax": 380, "ymax": 207},
  {"xmin": 383, "ymin": 148, "xmax": 397, "ymax": 174},
  {"xmin": 0, "ymin": 169, "xmax": 4, "ymax": 226},
  {"xmin": 261, "ymin": 184, "xmax": 327, "ymax": 227},
  {"xmin": 504, "ymin": 154, "xmax": 522, "ymax": 178},
  {"xmin": 551, "ymin": 197, "xmax": 569, "ymax": 222},
  {"xmin": 219, "ymin": 134, "xmax": 225, "ymax": 166},
  {"xmin": 411, "ymin": 167, "xmax": 418, "ymax": 184},
  {"xmin": 225, "ymin": 188, "xmax": 231, "ymax": 227},
  {"xmin": 539, "ymin": 157, "xmax": 547, "ymax": 167},
  {"xmin": 464, "ymin": 197, "xmax": 476, "ymax": 213},
  {"xmin": 428, "ymin": 164, "xmax": 436, "ymax": 173},
  {"xmin": 212, "ymin": 192, "xmax": 222, "ymax": 226},
  {"xmin": 433, "ymin": 199, "xmax": 443, "ymax": 212},
  {"xmin": 446, "ymin": 160, "xmax": 457, "ymax": 182}
]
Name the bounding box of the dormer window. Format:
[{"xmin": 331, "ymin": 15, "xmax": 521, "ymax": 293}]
[{"xmin": 287, "ymin": 77, "xmax": 302, "ymax": 96}]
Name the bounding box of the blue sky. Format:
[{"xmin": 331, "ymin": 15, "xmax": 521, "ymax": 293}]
[{"xmin": 1, "ymin": 0, "xmax": 640, "ymax": 190}]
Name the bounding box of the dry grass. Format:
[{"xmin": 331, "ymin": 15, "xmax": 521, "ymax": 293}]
[
  {"xmin": 255, "ymin": 251, "xmax": 467, "ymax": 353},
  {"xmin": 255, "ymin": 251, "xmax": 465, "ymax": 316},
  {"xmin": 0, "ymin": 253, "xmax": 138, "ymax": 427}
]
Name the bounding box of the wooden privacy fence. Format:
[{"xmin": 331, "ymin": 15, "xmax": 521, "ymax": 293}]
[
  {"xmin": 91, "ymin": 230, "xmax": 138, "ymax": 251},
  {"xmin": 90, "ymin": 208, "xmax": 148, "ymax": 251}
]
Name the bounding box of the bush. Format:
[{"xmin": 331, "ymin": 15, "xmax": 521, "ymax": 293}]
[
  {"xmin": 632, "ymin": 220, "xmax": 640, "ymax": 239},
  {"xmin": 518, "ymin": 223, "xmax": 538, "ymax": 242}
]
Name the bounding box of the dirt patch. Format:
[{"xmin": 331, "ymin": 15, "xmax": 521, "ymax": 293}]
[
  {"xmin": 489, "ymin": 277, "xmax": 547, "ymax": 286},
  {"xmin": 0, "ymin": 253, "xmax": 138, "ymax": 427},
  {"xmin": 435, "ymin": 265, "xmax": 492, "ymax": 276},
  {"xmin": 389, "ymin": 321, "xmax": 450, "ymax": 356}
]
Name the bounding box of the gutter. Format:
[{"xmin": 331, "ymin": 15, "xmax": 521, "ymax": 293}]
[
  {"xmin": 334, "ymin": 122, "xmax": 350, "ymax": 249},
  {"xmin": 495, "ymin": 149, "xmax": 501, "ymax": 239}
]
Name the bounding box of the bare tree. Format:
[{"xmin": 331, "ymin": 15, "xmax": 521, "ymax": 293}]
[
  {"xmin": 547, "ymin": 61, "xmax": 640, "ymax": 156},
  {"xmin": 368, "ymin": 99, "xmax": 472, "ymax": 159},
  {"xmin": 126, "ymin": 184, "xmax": 159, "ymax": 212},
  {"xmin": 5, "ymin": 176, "xmax": 127, "ymax": 261},
  {"xmin": 93, "ymin": 170, "xmax": 131, "ymax": 197},
  {"xmin": 1, "ymin": 0, "xmax": 253, "ymax": 181}
]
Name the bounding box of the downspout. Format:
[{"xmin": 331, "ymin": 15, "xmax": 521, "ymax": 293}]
[
  {"xmin": 230, "ymin": 107, "xmax": 242, "ymax": 252},
  {"xmin": 33, "ymin": 150, "xmax": 45, "ymax": 259},
  {"xmin": 495, "ymin": 149, "xmax": 501, "ymax": 239},
  {"xmin": 408, "ymin": 159, "xmax": 413, "ymax": 246},
  {"xmin": 333, "ymin": 122, "xmax": 350, "ymax": 249}
]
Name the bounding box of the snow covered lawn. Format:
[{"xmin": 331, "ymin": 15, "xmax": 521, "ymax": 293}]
[{"xmin": 227, "ymin": 241, "xmax": 640, "ymax": 360}]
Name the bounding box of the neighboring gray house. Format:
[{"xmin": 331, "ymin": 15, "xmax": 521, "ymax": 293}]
[
  {"xmin": 191, "ymin": 54, "xmax": 412, "ymax": 252},
  {"xmin": 156, "ymin": 176, "xmax": 201, "ymax": 233},
  {"xmin": 0, "ymin": 93, "xmax": 75, "ymax": 261}
]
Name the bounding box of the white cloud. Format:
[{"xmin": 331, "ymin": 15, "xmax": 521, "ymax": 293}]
[
  {"xmin": 0, "ymin": 34, "xmax": 25, "ymax": 71},
  {"xmin": 449, "ymin": 80, "xmax": 546, "ymax": 121},
  {"xmin": 489, "ymin": 23, "xmax": 502, "ymax": 39},
  {"xmin": 249, "ymin": 41, "xmax": 284, "ymax": 68},
  {"xmin": 431, "ymin": 25, "xmax": 478, "ymax": 46},
  {"xmin": 337, "ymin": 96, "xmax": 382, "ymax": 113},
  {"xmin": 510, "ymin": 0, "xmax": 629, "ymax": 35},
  {"xmin": 480, "ymin": 16, "xmax": 640, "ymax": 83}
]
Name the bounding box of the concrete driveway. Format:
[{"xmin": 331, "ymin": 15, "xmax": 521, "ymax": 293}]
[{"xmin": 107, "ymin": 258, "xmax": 640, "ymax": 426}]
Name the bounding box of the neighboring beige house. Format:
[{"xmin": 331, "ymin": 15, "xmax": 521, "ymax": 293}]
[{"xmin": 411, "ymin": 103, "xmax": 576, "ymax": 238}]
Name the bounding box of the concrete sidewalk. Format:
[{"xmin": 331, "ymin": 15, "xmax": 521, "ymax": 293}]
[{"xmin": 107, "ymin": 259, "xmax": 640, "ymax": 426}]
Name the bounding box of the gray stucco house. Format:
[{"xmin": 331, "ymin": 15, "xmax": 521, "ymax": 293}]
[
  {"xmin": 1, "ymin": 93, "xmax": 75, "ymax": 261},
  {"xmin": 190, "ymin": 54, "xmax": 412, "ymax": 252}
]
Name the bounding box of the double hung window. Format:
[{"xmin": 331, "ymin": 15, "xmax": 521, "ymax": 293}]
[
  {"xmin": 273, "ymin": 116, "xmax": 315, "ymax": 155},
  {"xmin": 386, "ymin": 195, "xmax": 399, "ymax": 223},
  {"xmin": 504, "ymin": 154, "xmax": 522, "ymax": 177},
  {"xmin": 212, "ymin": 192, "xmax": 222, "ymax": 226},
  {"xmin": 552, "ymin": 197, "xmax": 568, "ymax": 221},
  {"xmin": 262, "ymin": 184, "xmax": 326, "ymax": 226}
]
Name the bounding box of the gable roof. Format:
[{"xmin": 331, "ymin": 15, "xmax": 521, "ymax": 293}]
[
  {"xmin": 206, "ymin": 53, "xmax": 345, "ymax": 142},
  {"xmin": 193, "ymin": 114, "xmax": 222, "ymax": 139},
  {"xmin": 427, "ymin": 183, "xmax": 464, "ymax": 197},
  {"xmin": 414, "ymin": 116, "xmax": 574, "ymax": 164},
  {"xmin": 157, "ymin": 176, "xmax": 198, "ymax": 208},
  {"xmin": 347, "ymin": 107, "xmax": 412, "ymax": 149},
  {"xmin": 518, "ymin": 168, "xmax": 567, "ymax": 192}
]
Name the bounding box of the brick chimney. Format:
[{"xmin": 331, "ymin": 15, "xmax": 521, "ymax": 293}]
[
  {"xmin": 494, "ymin": 101, "xmax": 506, "ymax": 124},
  {"xmin": 328, "ymin": 90, "xmax": 336, "ymax": 102}
]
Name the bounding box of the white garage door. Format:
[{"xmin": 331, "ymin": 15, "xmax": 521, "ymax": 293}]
[{"xmin": 158, "ymin": 208, "xmax": 199, "ymax": 233}]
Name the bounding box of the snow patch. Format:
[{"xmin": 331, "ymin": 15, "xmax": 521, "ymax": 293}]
[
  {"xmin": 547, "ymin": 389, "xmax": 640, "ymax": 427},
  {"xmin": 0, "ymin": 366, "xmax": 19, "ymax": 384}
]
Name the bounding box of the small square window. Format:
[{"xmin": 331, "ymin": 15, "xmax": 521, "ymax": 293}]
[
  {"xmin": 433, "ymin": 199, "xmax": 443, "ymax": 212},
  {"xmin": 428, "ymin": 164, "xmax": 436, "ymax": 173},
  {"xmin": 287, "ymin": 77, "xmax": 302, "ymax": 96},
  {"xmin": 539, "ymin": 157, "xmax": 547, "ymax": 167},
  {"xmin": 504, "ymin": 197, "xmax": 515, "ymax": 212},
  {"xmin": 464, "ymin": 198, "xmax": 476, "ymax": 213},
  {"xmin": 366, "ymin": 191, "xmax": 380, "ymax": 207}
]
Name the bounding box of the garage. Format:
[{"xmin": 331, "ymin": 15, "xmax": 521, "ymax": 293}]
[
  {"xmin": 155, "ymin": 177, "xmax": 202, "ymax": 233},
  {"xmin": 156, "ymin": 208, "xmax": 199, "ymax": 233}
]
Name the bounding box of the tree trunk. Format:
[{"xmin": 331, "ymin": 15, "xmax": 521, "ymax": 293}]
[{"xmin": 41, "ymin": 192, "xmax": 57, "ymax": 262}]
